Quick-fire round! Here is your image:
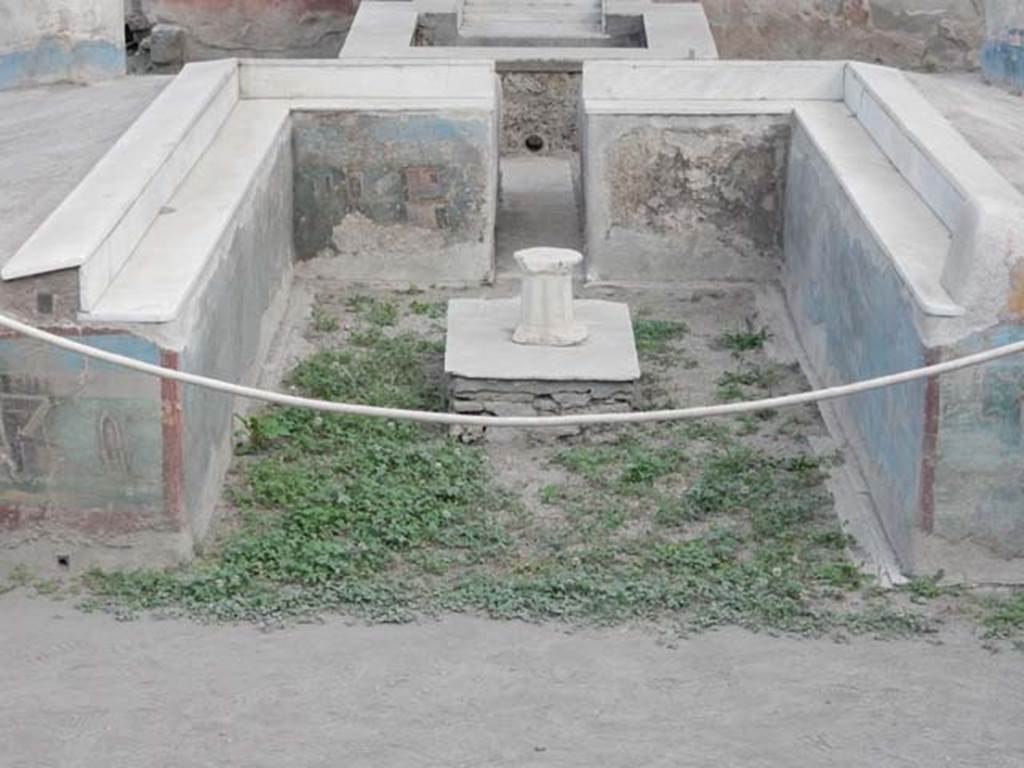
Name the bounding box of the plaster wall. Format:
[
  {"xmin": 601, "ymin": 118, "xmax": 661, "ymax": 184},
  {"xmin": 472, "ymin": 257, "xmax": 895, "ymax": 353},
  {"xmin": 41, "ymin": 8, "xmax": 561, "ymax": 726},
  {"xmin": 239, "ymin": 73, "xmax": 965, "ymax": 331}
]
[
  {"xmin": 293, "ymin": 110, "xmax": 495, "ymax": 283},
  {"xmin": 0, "ymin": 0, "xmax": 125, "ymax": 89},
  {"xmin": 584, "ymin": 114, "xmax": 790, "ymax": 282},
  {"xmin": 983, "ymin": 0, "xmax": 1024, "ymax": 91},
  {"xmin": 131, "ymin": 0, "xmax": 355, "ymax": 59}
]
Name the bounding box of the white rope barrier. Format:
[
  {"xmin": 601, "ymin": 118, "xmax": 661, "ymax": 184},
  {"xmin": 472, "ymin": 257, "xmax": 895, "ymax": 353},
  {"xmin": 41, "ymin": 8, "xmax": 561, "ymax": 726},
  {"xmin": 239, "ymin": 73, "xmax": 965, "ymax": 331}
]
[{"xmin": 2, "ymin": 312, "xmax": 1022, "ymax": 428}]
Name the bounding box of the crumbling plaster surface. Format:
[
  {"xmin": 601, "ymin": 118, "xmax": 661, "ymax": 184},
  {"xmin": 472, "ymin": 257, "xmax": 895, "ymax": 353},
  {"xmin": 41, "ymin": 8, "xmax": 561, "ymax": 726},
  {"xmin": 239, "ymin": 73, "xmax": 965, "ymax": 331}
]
[
  {"xmin": 130, "ymin": 0, "xmax": 356, "ymax": 59},
  {"xmin": 585, "ymin": 114, "xmax": 790, "ymax": 282},
  {"xmin": 293, "ymin": 110, "xmax": 495, "ymax": 283},
  {"xmin": 701, "ymin": 0, "xmax": 984, "ymax": 71},
  {"xmin": 0, "ymin": 0, "xmax": 125, "ymax": 89},
  {"xmin": 501, "ymin": 71, "xmax": 580, "ymax": 155}
]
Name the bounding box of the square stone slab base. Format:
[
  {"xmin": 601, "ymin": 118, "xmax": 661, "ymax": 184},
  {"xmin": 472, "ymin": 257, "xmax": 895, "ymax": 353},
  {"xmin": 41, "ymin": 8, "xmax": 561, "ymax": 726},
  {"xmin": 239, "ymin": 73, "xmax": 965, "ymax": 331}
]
[{"xmin": 444, "ymin": 298, "xmax": 641, "ymax": 440}]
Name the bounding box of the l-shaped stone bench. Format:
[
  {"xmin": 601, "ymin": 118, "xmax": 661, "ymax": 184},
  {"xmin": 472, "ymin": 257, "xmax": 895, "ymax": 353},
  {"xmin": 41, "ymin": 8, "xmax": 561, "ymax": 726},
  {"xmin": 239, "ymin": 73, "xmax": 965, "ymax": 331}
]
[
  {"xmin": 0, "ymin": 59, "xmax": 500, "ymax": 570},
  {"xmin": 583, "ymin": 60, "xmax": 1024, "ymax": 580}
]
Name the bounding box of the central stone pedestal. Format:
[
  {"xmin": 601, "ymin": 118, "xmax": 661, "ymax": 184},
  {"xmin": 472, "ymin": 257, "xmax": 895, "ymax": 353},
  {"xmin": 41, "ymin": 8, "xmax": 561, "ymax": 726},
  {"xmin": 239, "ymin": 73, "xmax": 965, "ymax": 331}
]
[{"xmin": 444, "ymin": 297, "xmax": 641, "ymax": 439}]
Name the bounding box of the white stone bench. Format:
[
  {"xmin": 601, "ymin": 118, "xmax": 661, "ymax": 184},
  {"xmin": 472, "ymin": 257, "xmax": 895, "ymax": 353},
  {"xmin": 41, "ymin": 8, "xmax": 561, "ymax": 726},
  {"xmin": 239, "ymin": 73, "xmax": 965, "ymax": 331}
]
[{"xmin": 1, "ymin": 60, "xmax": 240, "ymax": 312}]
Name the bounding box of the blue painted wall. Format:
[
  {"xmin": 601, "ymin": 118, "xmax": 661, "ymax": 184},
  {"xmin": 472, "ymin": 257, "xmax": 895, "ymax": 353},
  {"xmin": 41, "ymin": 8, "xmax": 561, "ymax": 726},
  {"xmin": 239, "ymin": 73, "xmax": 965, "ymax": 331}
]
[
  {"xmin": 0, "ymin": 35, "xmax": 124, "ymax": 91},
  {"xmin": 784, "ymin": 121, "xmax": 929, "ymax": 567},
  {"xmin": 983, "ymin": 1, "xmax": 1024, "ymax": 91},
  {"xmin": 934, "ymin": 324, "xmax": 1024, "ymax": 555},
  {"xmin": 983, "ymin": 34, "xmax": 1024, "ymax": 91}
]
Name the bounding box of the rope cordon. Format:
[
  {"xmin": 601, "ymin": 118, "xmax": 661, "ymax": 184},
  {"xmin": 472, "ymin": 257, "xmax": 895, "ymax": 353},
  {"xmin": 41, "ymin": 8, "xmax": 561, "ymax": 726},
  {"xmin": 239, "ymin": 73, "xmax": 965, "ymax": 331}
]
[{"xmin": 1, "ymin": 312, "xmax": 1021, "ymax": 428}]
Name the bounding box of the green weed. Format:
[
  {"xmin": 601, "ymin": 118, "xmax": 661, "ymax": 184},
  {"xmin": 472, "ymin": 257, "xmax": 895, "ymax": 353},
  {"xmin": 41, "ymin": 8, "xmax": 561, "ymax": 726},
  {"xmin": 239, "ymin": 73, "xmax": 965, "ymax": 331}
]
[
  {"xmin": 633, "ymin": 318, "xmax": 689, "ymax": 356},
  {"xmin": 409, "ymin": 300, "xmax": 447, "ymax": 320},
  {"xmin": 347, "ymin": 295, "xmax": 399, "ymax": 327},
  {"xmin": 310, "ymin": 305, "xmax": 340, "ymax": 334},
  {"xmin": 981, "ymin": 592, "xmax": 1024, "ymax": 638},
  {"xmin": 717, "ymin": 326, "xmax": 771, "ymax": 353}
]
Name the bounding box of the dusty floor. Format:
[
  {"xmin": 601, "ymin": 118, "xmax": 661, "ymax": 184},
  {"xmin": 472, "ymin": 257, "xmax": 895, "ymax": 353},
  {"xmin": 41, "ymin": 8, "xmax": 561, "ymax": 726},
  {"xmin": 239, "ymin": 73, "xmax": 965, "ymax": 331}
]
[{"xmin": 2, "ymin": 590, "xmax": 1022, "ymax": 768}]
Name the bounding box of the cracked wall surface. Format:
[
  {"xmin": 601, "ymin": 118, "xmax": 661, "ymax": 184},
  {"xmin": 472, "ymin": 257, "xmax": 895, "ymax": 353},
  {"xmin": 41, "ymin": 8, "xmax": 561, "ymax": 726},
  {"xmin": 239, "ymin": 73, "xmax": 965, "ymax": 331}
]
[
  {"xmin": 586, "ymin": 115, "xmax": 790, "ymax": 282},
  {"xmin": 502, "ymin": 71, "xmax": 581, "ymax": 156}
]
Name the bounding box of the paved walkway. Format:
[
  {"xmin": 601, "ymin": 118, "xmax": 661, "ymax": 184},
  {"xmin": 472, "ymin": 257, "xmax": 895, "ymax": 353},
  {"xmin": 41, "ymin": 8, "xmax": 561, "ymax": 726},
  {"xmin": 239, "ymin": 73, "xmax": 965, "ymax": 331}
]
[
  {"xmin": 495, "ymin": 155, "xmax": 583, "ymax": 277},
  {"xmin": 2, "ymin": 592, "xmax": 1021, "ymax": 767},
  {"xmin": 0, "ymin": 76, "xmax": 170, "ymax": 267}
]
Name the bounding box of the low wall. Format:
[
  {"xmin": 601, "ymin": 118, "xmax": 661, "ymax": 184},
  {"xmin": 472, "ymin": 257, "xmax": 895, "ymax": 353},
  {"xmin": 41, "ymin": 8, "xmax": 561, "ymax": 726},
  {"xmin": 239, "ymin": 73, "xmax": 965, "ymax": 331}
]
[
  {"xmin": 584, "ymin": 114, "xmax": 790, "ymax": 282},
  {"xmin": 784, "ymin": 120, "xmax": 929, "ymax": 565},
  {"xmin": 0, "ymin": 0, "xmax": 125, "ymax": 90},
  {"xmin": 174, "ymin": 119, "xmax": 294, "ymax": 544},
  {"xmin": 983, "ymin": 0, "xmax": 1024, "ymax": 92},
  {"xmin": 293, "ymin": 110, "xmax": 495, "ymax": 283},
  {"xmin": 0, "ymin": 59, "xmax": 500, "ymax": 571},
  {"xmin": 0, "ymin": 331, "xmax": 189, "ymax": 572}
]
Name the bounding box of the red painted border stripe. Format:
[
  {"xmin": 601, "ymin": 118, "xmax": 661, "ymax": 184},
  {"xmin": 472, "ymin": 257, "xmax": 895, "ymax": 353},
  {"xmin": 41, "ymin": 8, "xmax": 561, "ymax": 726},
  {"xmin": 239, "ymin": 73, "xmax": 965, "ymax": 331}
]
[
  {"xmin": 161, "ymin": 349, "xmax": 187, "ymax": 532},
  {"xmin": 920, "ymin": 347, "xmax": 942, "ymax": 534}
]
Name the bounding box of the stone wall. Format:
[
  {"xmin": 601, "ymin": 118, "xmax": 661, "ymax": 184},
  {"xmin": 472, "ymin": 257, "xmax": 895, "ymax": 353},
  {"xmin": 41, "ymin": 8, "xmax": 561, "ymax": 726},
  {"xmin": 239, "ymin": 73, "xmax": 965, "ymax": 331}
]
[
  {"xmin": 982, "ymin": 0, "xmax": 1024, "ymax": 91},
  {"xmin": 700, "ymin": 0, "xmax": 985, "ymax": 71},
  {"xmin": 501, "ymin": 70, "xmax": 581, "ymax": 155},
  {"xmin": 584, "ymin": 114, "xmax": 790, "ymax": 282},
  {"xmin": 292, "ymin": 110, "xmax": 495, "ymax": 283},
  {"xmin": 0, "ymin": 0, "xmax": 125, "ymax": 89}
]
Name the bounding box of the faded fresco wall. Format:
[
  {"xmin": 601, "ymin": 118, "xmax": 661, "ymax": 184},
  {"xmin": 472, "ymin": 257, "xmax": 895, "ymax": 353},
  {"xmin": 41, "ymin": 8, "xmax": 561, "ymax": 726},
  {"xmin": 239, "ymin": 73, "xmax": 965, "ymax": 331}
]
[
  {"xmin": 585, "ymin": 114, "xmax": 790, "ymax": 282},
  {"xmin": 292, "ymin": 111, "xmax": 495, "ymax": 283},
  {"xmin": 783, "ymin": 121, "xmax": 928, "ymax": 569},
  {"xmin": 982, "ymin": 0, "xmax": 1024, "ymax": 91},
  {"xmin": 0, "ymin": 0, "xmax": 125, "ymax": 90},
  {"xmin": 0, "ymin": 331, "xmax": 190, "ymax": 572},
  {"xmin": 701, "ymin": 0, "xmax": 984, "ymax": 71},
  {"xmin": 931, "ymin": 325, "xmax": 1024, "ymax": 558},
  {"xmin": 128, "ymin": 0, "xmax": 355, "ymax": 61}
]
